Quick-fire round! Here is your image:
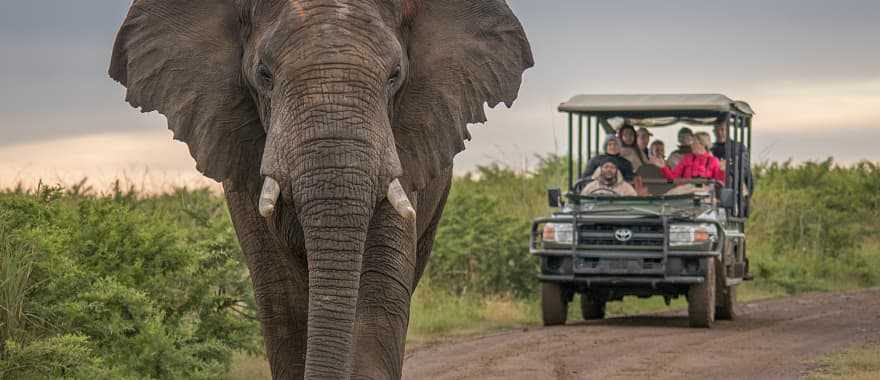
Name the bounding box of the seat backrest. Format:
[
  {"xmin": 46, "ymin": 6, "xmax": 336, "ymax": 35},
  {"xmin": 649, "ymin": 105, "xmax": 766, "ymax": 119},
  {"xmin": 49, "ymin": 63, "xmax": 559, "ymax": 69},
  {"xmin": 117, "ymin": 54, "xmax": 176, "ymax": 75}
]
[
  {"xmin": 574, "ymin": 177, "xmax": 594, "ymax": 195},
  {"xmin": 637, "ymin": 165, "xmax": 674, "ymax": 195}
]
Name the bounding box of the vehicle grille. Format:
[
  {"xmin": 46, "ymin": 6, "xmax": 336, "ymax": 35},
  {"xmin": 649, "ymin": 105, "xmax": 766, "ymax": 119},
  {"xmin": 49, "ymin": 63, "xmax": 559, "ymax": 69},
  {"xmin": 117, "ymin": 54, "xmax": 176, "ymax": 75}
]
[{"xmin": 577, "ymin": 221, "xmax": 665, "ymax": 251}]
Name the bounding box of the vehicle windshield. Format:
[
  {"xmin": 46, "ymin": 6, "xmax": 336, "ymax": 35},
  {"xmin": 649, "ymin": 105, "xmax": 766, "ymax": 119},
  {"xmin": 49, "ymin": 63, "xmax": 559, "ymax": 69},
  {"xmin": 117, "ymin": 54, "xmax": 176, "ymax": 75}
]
[{"xmin": 568, "ymin": 192, "xmax": 715, "ymax": 216}]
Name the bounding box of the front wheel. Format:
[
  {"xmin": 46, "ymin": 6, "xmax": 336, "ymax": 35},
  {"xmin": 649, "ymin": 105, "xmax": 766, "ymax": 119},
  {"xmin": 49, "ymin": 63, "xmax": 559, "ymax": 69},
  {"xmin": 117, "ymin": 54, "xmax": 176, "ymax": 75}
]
[
  {"xmin": 687, "ymin": 258, "xmax": 716, "ymax": 328},
  {"xmin": 581, "ymin": 293, "xmax": 606, "ymax": 320},
  {"xmin": 715, "ymin": 257, "xmax": 738, "ymax": 320},
  {"xmin": 542, "ymin": 282, "xmax": 568, "ymax": 326}
]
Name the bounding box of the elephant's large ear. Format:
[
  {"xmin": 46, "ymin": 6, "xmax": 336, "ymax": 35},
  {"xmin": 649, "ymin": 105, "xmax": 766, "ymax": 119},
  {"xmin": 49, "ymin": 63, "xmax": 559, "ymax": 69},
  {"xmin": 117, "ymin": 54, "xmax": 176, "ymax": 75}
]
[
  {"xmin": 109, "ymin": 1, "xmax": 264, "ymax": 182},
  {"xmin": 394, "ymin": 0, "xmax": 533, "ymax": 189}
]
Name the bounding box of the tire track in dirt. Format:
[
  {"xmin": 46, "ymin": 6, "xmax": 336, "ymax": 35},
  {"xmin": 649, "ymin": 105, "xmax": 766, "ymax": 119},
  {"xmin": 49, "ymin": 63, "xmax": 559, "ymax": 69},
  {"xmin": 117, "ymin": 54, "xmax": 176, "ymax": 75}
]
[{"xmin": 403, "ymin": 289, "xmax": 880, "ymax": 379}]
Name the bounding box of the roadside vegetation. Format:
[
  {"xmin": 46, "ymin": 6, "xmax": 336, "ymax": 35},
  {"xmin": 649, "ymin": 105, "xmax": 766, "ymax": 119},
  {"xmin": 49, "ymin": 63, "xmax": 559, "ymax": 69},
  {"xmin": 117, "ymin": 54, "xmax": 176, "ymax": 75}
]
[
  {"xmin": 2, "ymin": 158, "xmax": 879, "ymax": 378},
  {"xmin": 809, "ymin": 343, "xmax": 880, "ymax": 380},
  {"xmin": 0, "ymin": 184, "xmax": 260, "ymax": 379}
]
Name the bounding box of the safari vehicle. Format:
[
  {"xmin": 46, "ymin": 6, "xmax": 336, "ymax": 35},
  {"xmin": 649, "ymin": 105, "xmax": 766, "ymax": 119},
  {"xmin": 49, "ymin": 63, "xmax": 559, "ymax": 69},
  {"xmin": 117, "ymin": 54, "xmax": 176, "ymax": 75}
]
[{"xmin": 531, "ymin": 94, "xmax": 753, "ymax": 328}]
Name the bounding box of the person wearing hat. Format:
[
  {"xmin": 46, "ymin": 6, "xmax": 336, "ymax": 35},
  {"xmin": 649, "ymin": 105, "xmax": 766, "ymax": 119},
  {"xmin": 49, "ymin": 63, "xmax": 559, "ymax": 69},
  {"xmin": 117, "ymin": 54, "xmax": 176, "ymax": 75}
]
[
  {"xmin": 666, "ymin": 127, "xmax": 694, "ymax": 169},
  {"xmin": 580, "ymin": 160, "xmax": 637, "ymax": 197},
  {"xmin": 581, "ymin": 135, "xmax": 635, "ymax": 182}
]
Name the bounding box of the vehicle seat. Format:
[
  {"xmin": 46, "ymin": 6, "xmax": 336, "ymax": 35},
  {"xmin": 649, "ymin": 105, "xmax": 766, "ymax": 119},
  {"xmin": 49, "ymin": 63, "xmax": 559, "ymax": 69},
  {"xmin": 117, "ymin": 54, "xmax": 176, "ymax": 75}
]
[{"xmin": 637, "ymin": 165, "xmax": 674, "ymax": 195}]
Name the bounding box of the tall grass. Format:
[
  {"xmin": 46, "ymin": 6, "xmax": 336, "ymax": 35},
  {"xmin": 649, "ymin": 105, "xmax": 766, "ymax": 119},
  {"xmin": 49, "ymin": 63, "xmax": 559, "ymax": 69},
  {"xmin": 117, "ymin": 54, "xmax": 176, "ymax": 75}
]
[{"xmin": 0, "ymin": 225, "xmax": 36, "ymax": 347}]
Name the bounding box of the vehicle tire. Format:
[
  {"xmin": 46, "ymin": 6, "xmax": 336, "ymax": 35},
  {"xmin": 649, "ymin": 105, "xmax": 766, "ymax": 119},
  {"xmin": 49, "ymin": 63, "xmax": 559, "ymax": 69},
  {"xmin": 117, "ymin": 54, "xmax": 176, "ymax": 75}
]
[
  {"xmin": 581, "ymin": 293, "xmax": 606, "ymax": 320},
  {"xmin": 715, "ymin": 258, "xmax": 738, "ymax": 320},
  {"xmin": 687, "ymin": 258, "xmax": 716, "ymax": 328},
  {"xmin": 542, "ymin": 282, "xmax": 568, "ymax": 326}
]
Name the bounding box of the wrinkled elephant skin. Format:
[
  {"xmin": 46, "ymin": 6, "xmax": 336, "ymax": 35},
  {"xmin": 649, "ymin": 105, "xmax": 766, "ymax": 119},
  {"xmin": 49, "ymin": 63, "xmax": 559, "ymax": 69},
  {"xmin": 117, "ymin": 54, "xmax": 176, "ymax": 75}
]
[{"xmin": 109, "ymin": 0, "xmax": 532, "ymax": 378}]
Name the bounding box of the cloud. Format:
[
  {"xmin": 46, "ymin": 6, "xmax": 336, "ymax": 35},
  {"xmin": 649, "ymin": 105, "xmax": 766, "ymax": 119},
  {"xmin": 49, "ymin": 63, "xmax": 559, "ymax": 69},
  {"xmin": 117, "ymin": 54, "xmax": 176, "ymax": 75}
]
[
  {"xmin": 745, "ymin": 78, "xmax": 880, "ymax": 130},
  {"xmin": 0, "ymin": 129, "xmax": 217, "ymax": 192}
]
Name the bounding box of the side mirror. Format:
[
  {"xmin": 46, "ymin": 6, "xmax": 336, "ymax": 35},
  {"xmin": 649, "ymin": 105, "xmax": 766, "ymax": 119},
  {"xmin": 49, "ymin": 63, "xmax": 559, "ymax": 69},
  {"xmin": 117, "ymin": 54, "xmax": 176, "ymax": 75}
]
[
  {"xmin": 547, "ymin": 188, "xmax": 561, "ymax": 208},
  {"xmin": 719, "ymin": 188, "xmax": 735, "ymax": 209}
]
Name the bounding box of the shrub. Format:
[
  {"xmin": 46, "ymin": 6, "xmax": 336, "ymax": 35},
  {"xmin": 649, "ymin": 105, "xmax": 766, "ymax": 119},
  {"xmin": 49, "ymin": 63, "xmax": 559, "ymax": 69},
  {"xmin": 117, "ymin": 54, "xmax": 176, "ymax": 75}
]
[
  {"xmin": 425, "ymin": 156, "xmax": 566, "ymax": 297},
  {"xmin": 0, "ymin": 186, "xmax": 259, "ymax": 379},
  {"xmin": 429, "ymin": 191, "xmax": 535, "ymax": 297}
]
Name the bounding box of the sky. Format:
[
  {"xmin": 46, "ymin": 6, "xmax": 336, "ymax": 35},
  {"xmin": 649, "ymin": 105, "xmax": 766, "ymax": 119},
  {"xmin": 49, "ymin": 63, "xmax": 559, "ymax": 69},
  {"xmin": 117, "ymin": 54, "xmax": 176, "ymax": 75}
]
[{"xmin": 1, "ymin": 0, "xmax": 879, "ymax": 189}]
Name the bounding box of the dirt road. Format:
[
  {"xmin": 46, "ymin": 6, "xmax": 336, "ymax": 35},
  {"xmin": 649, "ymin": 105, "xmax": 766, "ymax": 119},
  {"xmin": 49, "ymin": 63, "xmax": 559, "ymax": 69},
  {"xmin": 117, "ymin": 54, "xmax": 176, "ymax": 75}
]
[{"xmin": 403, "ymin": 289, "xmax": 880, "ymax": 379}]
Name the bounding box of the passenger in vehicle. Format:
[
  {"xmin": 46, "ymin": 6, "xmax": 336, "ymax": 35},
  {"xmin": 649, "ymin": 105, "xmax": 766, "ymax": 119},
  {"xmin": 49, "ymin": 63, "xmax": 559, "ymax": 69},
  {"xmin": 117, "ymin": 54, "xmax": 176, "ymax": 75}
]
[
  {"xmin": 712, "ymin": 120, "xmax": 754, "ymax": 197},
  {"xmin": 581, "ymin": 136, "xmax": 635, "ymax": 182},
  {"xmin": 655, "ymin": 132, "xmax": 725, "ymax": 184},
  {"xmin": 618, "ymin": 123, "xmax": 647, "ymax": 170},
  {"xmin": 666, "ymin": 127, "xmax": 694, "ymax": 168},
  {"xmin": 637, "ymin": 127, "xmax": 653, "ymax": 158},
  {"xmin": 649, "ymin": 140, "xmax": 666, "ymax": 167},
  {"xmin": 580, "ymin": 161, "xmax": 637, "ymax": 197}
]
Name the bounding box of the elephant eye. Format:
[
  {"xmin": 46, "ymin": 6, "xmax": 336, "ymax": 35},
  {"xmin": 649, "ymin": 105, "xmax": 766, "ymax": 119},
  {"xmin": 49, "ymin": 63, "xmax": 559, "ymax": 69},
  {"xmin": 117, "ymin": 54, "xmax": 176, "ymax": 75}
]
[
  {"xmin": 388, "ymin": 65, "xmax": 402, "ymax": 87},
  {"xmin": 256, "ymin": 63, "xmax": 274, "ymax": 89}
]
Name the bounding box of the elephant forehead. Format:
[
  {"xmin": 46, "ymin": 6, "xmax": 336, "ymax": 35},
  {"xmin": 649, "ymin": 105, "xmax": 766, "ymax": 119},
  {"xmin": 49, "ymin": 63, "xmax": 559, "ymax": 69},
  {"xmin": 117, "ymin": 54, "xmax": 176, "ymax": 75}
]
[
  {"xmin": 268, "ymin": 0, "xmax": 396, "ymax": 43},
  {"xmin": 287, "ymin": 0, "xmax": 378, "ymax": 20}
]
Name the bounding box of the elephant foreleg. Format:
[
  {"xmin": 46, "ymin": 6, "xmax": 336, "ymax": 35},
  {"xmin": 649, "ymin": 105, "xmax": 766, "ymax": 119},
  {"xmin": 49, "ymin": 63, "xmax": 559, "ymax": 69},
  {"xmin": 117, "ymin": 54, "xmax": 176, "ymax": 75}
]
[
  {"xmin": 351, "ymin": 172, "xmax": 452, "ymax": 379},
  {"xmin": 352, "ymin": 200, "xmax": 418, "ymax": 380},
  {"xmin": 224, "ymin": 188, "xmax": 309, "ymax": 379},
  {"xmin": 411, "ymin": 174, "xmax": 452, "ymax": 287}
]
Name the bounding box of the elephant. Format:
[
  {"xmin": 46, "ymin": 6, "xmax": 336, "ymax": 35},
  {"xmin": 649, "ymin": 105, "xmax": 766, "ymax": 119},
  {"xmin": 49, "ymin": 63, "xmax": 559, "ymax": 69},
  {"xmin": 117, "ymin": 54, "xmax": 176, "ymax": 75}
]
[{"xmin": 109, "ymin": 0, "xmax": 532, "ymax": 378}]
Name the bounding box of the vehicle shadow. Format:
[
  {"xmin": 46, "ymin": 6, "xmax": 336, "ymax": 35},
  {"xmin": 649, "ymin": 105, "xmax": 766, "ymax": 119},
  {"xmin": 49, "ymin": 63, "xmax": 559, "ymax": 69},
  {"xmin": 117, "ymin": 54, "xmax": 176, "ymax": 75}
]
[
  {"xmin": 562, "ymin": 313, "xmax": 771, "ymax": 331},
  {"xmin": 570, "ymin": 315, "xmax": 693, "ymax": 329}
]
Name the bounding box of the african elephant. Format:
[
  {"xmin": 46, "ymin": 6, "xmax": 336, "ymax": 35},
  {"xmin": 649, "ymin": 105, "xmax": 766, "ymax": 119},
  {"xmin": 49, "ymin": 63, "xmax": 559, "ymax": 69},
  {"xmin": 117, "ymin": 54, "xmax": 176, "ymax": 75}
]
[{"xmin": 109, "ymin": 0, "xmax": 532, "ymax": 378}]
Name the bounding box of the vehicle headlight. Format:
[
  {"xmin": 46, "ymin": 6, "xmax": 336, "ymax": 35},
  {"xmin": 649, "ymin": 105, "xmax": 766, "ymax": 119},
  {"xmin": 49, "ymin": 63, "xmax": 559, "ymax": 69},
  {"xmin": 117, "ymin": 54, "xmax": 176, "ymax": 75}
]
[
  {"xmin": 543, "ymin": 223, "xmax": 574, "ymax": 245},
  {"xmin": 669, "ymin": 223, "xmax": 718, "ymax": 247}
]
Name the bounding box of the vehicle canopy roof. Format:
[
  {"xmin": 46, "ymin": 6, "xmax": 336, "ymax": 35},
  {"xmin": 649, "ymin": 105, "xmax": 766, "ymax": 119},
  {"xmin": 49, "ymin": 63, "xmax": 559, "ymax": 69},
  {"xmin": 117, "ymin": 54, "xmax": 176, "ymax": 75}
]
[{"xmin": 558, "ymin": 94, "xmax": 754, "ymax": 119}]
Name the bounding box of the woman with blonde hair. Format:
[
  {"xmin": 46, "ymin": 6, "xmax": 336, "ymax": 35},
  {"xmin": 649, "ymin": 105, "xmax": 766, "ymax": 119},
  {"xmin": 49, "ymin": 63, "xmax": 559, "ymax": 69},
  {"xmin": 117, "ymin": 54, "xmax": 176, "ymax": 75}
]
[{"xmin": 652, "ymin": 131, "xmax": 725, "ymax": 183}]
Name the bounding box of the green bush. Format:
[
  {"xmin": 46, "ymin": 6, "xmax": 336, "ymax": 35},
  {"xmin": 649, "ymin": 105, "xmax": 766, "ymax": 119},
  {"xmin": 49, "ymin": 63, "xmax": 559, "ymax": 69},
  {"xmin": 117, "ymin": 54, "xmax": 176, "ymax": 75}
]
[
  {"xmin": 747, "ymin": 160, "xmax": 880, "ymax": 293},
  {"xmin": 424, "ymin": 156, "xmax": 566, "ymax": 297},
  {"xmin": 0, "ymin": 186, "xmax": 259, "ymax": 379},
  {"xmin": 750, "ymin": 160, "xmax": 879, "ymax": 256},
  {"xmin": 428, "ymin": 192, "xmax": 535, "ymax": 297}
]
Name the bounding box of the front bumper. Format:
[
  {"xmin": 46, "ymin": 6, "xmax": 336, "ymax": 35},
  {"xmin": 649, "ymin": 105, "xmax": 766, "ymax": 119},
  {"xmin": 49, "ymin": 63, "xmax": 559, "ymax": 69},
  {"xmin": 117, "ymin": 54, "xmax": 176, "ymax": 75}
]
[
  {"xmin": 537, "ymin": 274, "xmax": 704, "ymax": 286},
  {"xmin": 531, "ymin": 216, "xmax": 722, "ymax": 285}
]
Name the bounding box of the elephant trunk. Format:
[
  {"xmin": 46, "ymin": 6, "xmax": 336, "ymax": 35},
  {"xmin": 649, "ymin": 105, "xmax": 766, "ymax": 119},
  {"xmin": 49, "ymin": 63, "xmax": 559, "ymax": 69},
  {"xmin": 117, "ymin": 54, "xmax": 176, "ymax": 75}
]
[{"xmin": 297, "ymin": 172, "xmax": 375, "ymax": 378}]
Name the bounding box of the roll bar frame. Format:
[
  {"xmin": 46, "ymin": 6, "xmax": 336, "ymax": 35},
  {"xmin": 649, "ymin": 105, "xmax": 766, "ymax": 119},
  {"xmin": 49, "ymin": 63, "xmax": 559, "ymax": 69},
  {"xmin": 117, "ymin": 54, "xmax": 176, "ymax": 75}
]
[{"xmin": 564, "ymin": 109, "xmax": 752, "ymax": 218}]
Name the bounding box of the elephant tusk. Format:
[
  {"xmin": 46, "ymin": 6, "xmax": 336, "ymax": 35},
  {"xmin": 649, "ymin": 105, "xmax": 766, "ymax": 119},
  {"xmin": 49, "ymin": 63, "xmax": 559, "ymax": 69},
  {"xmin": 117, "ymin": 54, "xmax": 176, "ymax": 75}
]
[
  {"xmin": 387, "ymin": 179, "xmax": 416, "ymax": 221},
  {"xmin": 258, "ymin": 177, "xmax": 281, "ymax": 218}
]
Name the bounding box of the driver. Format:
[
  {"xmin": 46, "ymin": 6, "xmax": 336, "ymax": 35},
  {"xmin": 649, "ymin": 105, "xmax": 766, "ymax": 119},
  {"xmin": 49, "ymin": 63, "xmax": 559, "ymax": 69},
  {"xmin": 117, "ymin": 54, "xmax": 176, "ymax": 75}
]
[
  {"xmin": 581, "ymin": 136, "xmax": 635, "ymax": 182},
  {"xmin": 580, "ymin": 161, "xmax": 637, "ymax": 197}
]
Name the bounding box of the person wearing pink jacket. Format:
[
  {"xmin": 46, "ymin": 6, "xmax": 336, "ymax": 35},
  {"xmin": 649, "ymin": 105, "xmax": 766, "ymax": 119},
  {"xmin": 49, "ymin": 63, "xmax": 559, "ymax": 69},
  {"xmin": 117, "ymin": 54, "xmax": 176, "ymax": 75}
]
[{"xmin": 653, "ymin": 132, "xmax": 725, "ymax": 184}]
